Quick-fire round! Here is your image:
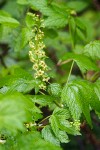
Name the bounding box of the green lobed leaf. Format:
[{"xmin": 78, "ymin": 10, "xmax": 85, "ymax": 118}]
[
  {"xmin": 67, "ymin": 1, "xmax": 88, "ymax": 12},
  {"xmin": 61, "ymin": 53, "xmax": 98, "ymax": 72},
  {"xmin": 57, "ymin": 130, "xmax": 69, "ymax": 143},
  {"xmin": 25, "ymin": 13, "xmax": 36, "ymax": 28},
  {"xmin": 29, "ymin": 0, "xmax": 66, "ymax": 17},
  {"xmin": 50, "ymin": 115, "xmax": 59, "ymax": 137},
  {"xmin": 29, "ymin": 95, "xmax": 55, "ymax": 106},
  {"xmin": 68, "ymin": 16, "xmax": 87, "ymax": 45},
  {"xmin": 93, "ymin": 79, "xmax": 100, "ymax": 112},
  {"xmin": 28, "ymin": 0, "xmax": 47, "ymax": 10},
  {"xmin": 43, "ymin": 3, "xmax": 68, "ymax": 28},
  {"xmin": 61, "ymin": 83, "xmax": 82, "ymax": 121},
  {"xmin": 0, "ymin": 92, "xmax": 32, "ymax": 134},
  {"xmin": 42, "ymin": 124, "xmax": 69, "ymax": 144},
  {"xmin": 76, "ymin": 18, "xmax": 86, "ymax": 32},
  {"xmin": 58, "ymin": 119, "xmax": 81, "ymax": 135},
  {"xmin": 44, "ymin": 14, "xmax": 68, "ymax": 28},
  {"xmin": 50, "ymin": 111, "xmax": 80, "ymax": 136},
  {"xmin": 0, "ymin": 68, "xmax": 41, "ymax": 93},
  {"xmin": 21, "ymin": 28, "xmax": 33, "ymax": 48},
  {"xmin": 42, "ymin": 125, "xmax": 60, "ymax": 146},
  {"xmin": 15, "ymin": 131, "xmax": 62, "ymax": 150},
  {"xmin": 94, "ymin": 79, "xmax": 100, "ymax": 101},
  {"xmin": 83, "ymin": 40, "xmax": 100, "ymax": 60},
  {"xmin": 61, "ymin": 80, "xmax": 100, "ymax": 127},
  {"xmin": 28, "ymin": 1, "xmax": 68, "ymax": 28},
  {"xmin": 37, "ymin": 6, "xmax": 55, "ymax": 16},
  {"xmin": 2, "ymin": 0, "xmax": 25, "ymax": 19},
  {"xmin": 14, "ymin": 28, "xmax": 34, "ymax": 52},
  {"xmin": 53, "ymin": 107, "xmax": 70, "ymax": 120},
  {"xmin": 14, "ymin": 27, "xmax": 34, "ymax": 51},
  {"xmin": 49, "ymin": 115, "xmax": 70, "ymax": 143},
  {"xmin": 0, "ymin": 10, "xmax": 20, "ymax": 27},
  {"xmin": 48, "ymin": 83, "xmax": 62, "ymax": 97},
  {"xmin": 76, "ymin": 27, "xmax": 86, "ymax": 41},
  {"xmin": 76, "ymin": 18, "xmax": 87, "ymax": 41}
]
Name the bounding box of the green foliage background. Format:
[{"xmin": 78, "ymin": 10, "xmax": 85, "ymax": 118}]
[{"xmin": 0, "ymin": 0, "xmax": 100, "ymax": 149}]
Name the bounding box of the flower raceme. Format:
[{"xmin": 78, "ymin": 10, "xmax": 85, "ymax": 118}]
[{"xmin": 28, "ymin": 13, "xmax": 50, "ymax": 90}]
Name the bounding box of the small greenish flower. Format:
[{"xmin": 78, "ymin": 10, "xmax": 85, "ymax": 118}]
[
  {"xmin": 37, "ymin": 69, "xmax": 44, "ymax": 76},
  {"xmin": 29, "ymin": 41, "xmax": 35, "ymax": 48},
  {"xmin": 39, "ymin": 51, "xmax": 46, "ymax": 58},
  {"xmin": 71, "ymin": 120, "xmax": 81, "ymax": 130},
  {"xmin": 39, "ymin": 61, "xmax": 47, "ymax": 69},
  {"xmin": 39, "ymin": 83, "xmax": 46, "ymax": 90},
  {"xmin": 33, "ymin": 63, "xmax": 39, "ymax": 70},
  {"xmin": 43, "ymin": 76, "xmax": 50, "ymax": 82}
]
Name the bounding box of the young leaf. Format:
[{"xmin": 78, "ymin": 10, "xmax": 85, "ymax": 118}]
[{"xmin": 83, "ymin": 40, "xmax": 100, "ymax": 60}]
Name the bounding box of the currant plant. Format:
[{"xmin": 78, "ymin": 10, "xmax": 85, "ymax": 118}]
[{"xmin": 0, "ymin": 0, "xmax": 100, "ymax": 150}]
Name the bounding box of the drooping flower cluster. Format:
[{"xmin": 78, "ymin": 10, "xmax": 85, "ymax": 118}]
[
  {"xmin": 70, "ymin": 120, "xmax": 81, "ymax": 131},
  {"xmin": 28, "ymin": 13, "xmax": 50, "ymax": 90}
]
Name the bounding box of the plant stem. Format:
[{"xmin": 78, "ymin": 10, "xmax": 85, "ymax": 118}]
[
  {"xmin": 66, "ymin": 60, "xmax": 74, "ymax": 85},
  {"xmin": 57, "ymin": 59, "xmax": 72, "ymax": 66},
  {"xmin": 38, "ymin": 115, "xmax": 51, "ymax": 124},
  {"xmin": 90, "ymin": 71, "xmax": 100, "ymax": 82},
  {"xmin": 54, "ymin": 100, "xmax": 64, "ymax": 108}
]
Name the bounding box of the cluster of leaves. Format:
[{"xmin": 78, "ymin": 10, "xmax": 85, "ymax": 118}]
[{"xmin": 0, "ymin": 0, "xmax": 100, "ymax": 149}]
